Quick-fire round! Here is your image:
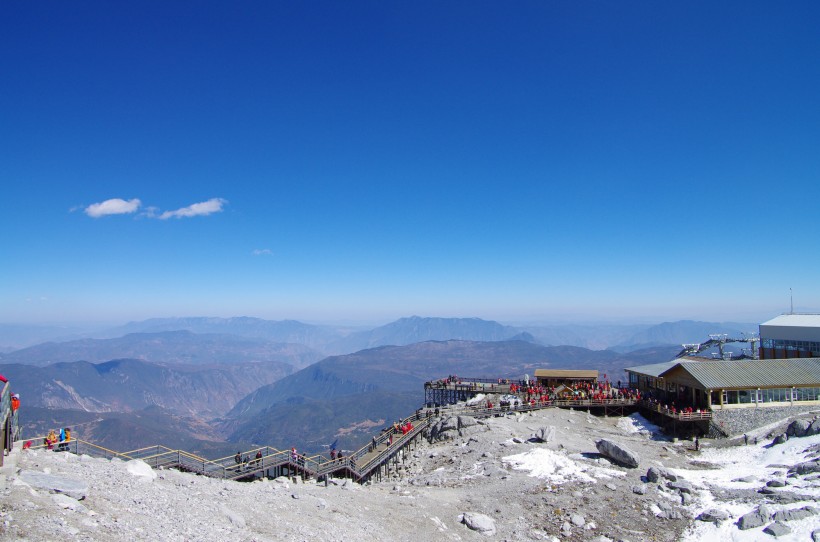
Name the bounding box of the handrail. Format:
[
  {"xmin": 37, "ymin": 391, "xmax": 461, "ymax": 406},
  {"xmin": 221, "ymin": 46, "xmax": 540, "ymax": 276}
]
[
  {"xmin": 637, "ymin": 400, "xmax": 712, "ymax": 420},
  {"xmin": 426, "ymin": 377, "xmax": 528, "ymax": 386}
]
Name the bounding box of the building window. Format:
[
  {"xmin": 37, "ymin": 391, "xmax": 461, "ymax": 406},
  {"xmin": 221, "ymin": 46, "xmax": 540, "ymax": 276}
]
[{"xmin": 763, "ymin": 338, "xmax": 820, "ymax": 356}]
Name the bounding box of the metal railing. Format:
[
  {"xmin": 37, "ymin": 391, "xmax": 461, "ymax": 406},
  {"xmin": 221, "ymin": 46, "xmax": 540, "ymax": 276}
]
[{"xmin": 637, "ymin": 400, "xmax": 712, "ymax": 420}]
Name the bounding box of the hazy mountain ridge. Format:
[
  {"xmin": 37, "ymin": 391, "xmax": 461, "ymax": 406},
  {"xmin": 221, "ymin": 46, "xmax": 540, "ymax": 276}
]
[
  {"xmin": 0, "ymin": 323, "xmax": 97, "ymax": 351},
  {"xmin": 2, "ymin": 316, "xmax": 758, "ymax": 364},
  {"xmin": 95, "ymin": 317, "xmax": 347, "ymax": 352},
  {"xmin": 610, "ymin": 320, "xmax": 759, "ymax": 352},
  {"xmin": 327, "ymin": 316, "xmax": 524, "ymax": 352},
  {"xmin": 519, "ymin": 323, "xmax": 650, "ymax": 349},
  {"xmin": 0, "ymin": 330, "xmax": 323, "ymax": 368}
]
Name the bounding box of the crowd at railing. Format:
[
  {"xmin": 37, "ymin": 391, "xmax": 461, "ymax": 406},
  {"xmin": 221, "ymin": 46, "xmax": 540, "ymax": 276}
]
[
  {"xmin": 425, "ymin": 375, "xmax": 527, "ymax": 392},
  {"xmin": 428, "ymin": 376, "xmax": 644, "ymax": 409},
  {"xmin": 639, "ymin": 398, "xmax": 713, "ymax": 420}
]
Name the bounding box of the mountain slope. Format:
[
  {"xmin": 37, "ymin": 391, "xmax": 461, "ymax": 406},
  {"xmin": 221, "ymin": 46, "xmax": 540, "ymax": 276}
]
[
  {"xmin": 0, "ymin": 358, "xmax": 294, "ymax": 419},
  {"xmin": 326, "ymin": 316, "xmax": 525, "ymax": 353},
  {"xmin": 96, "ymin": 316, "xmax": 344, "ymax": 351},
  {"xmin": 613, "ymin": 320, "xmax": 758, "ymax": 351},
  {"xmin": 19, "ymin": 406, "xmax": 242, "ymax": 458}
]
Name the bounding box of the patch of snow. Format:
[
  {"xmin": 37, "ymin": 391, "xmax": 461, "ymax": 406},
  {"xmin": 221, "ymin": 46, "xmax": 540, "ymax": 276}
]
[
  {"xmin": 503, "ymin": 448, "xmax": 624, "ymax": 484},
  {"xmin": 617, "ymin": 412, "xmax": 666, "ymax": 439},
  {"xmin": 465, "ymin": 394, "xmax": 486, "ymax": 406},
  {"xmin": 679, "ymin": 434, "xmax": 820, "ymax": 542}
]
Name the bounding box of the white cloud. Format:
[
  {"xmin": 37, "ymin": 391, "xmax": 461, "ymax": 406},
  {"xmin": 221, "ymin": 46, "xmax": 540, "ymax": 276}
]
[
  {"xmin": 252, "ymin": 249, "xmax": 273, "ymax": 256},
  {"xmin": 84, "ymin": 198, "xmax": 142, "ymax": 218},
  {"xmin": 159, "ymin": 198, "xmax": 227, "ymax": 220}
]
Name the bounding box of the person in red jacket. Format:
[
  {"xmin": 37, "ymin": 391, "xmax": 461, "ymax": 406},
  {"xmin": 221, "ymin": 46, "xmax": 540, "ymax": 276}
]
[{"xmin": 11, "ymin": 394, "xmax": 20, "ymax": 411}]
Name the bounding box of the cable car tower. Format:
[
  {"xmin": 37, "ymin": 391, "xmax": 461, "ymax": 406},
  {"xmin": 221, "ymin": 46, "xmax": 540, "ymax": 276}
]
[{"xmin": 678, "ymin": 331, "xmax": 759, "ymax": 360}]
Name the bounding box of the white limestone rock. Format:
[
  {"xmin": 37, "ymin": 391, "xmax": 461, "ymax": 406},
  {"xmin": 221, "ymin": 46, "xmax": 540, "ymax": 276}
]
[
  {"xmin": 596, "ymin": 439, "xmax": 640, "ymax": 468},
  {"xmin": 18, "ymin": 470, "xmax": 89, "ymax": 500},
  {"xmin": 459, "ymin": 512, "xmax": 496, "ymax": 536}
]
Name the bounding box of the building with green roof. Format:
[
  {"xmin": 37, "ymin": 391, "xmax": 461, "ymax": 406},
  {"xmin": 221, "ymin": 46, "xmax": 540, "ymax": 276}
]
[{"xmin": 627, "ymin": 357, "xmax": 820, "ymax": 410}]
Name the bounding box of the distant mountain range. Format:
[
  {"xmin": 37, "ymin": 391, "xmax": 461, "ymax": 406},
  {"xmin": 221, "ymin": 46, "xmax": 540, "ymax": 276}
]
[
  {"xmin": 328, "ymin": 316, "xmax": 523, "ymax": 352},
  {"xmin": 0, "ymin": 330, "xmax": 323, "ymax": 368},
  {"xmin": 96, "ymin": 317, "xmax": 345, "ymax": 352},
  {"xmin": 0, "ymin": 316, "xmax": 760, "ymax": 361}
]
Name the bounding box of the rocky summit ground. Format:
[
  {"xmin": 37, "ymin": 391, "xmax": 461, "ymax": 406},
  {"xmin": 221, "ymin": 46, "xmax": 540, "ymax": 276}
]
[{"xmin": 2, "ymin": 406, "xmax": 820, "ymax": 541}]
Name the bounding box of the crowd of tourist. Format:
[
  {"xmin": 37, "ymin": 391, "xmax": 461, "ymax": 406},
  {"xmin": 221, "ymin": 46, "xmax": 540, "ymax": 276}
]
[
  {"xmin": 641, "ymin": 397, "xmax": 707, "ymax": 417},
  {"xmin": 491, "ymin": 380, "xmax": 644, "ymax": 409}
]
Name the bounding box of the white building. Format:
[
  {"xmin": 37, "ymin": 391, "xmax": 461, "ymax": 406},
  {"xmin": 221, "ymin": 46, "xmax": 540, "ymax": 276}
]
[{"xmin": 760, "ymin": 314, "xmax": 820, "ymax": 359}]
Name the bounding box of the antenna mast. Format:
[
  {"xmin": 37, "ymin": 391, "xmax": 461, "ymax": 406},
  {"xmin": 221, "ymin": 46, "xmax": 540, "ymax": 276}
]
[{"xmin": 790, "ymin": 288, "xmax": 794, "ymax": 314}]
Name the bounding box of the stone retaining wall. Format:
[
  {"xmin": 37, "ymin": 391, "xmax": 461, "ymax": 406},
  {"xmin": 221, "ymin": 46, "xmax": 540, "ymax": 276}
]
[{"xmin": 708, "ymin": 404, "xmax": 820, "ymax": 438}]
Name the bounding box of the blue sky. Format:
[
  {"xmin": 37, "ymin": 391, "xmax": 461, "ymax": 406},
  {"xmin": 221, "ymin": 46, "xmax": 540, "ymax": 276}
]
[{"xmin": 2, "ymin": 2, "xmax": 819, "ymax": 326}]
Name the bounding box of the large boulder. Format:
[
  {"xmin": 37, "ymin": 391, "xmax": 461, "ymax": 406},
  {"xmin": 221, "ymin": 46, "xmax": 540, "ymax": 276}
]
[
  {"xmin": 440, "ymin": 416, "xmax": 459, "ymax": 433},
  {"xmin": 807, "ymin": 420, "xmax": 820, "ymax": 437},
  {"xmin": 771, "ymin": 506, "xmax": 817, "ymax": 523},
  {"xmin": 458, "ymin": 415, "xmax": 483, "ymax": 437},
  {"xmin": 457, "ymin": 415, "xmax": 477, "ymax": 429},
  {"xmin": 696, "ymin": 509, "xmax": 729, "ymax": 524},
  {"xmin": 126, "ymin": 459, "xmax": 156, "ymax": 480},
  {"xmin": 532, "ymin": 426, "xmax": 556, "ymax": 443},
  {"xmin": 667, "ymin": 481, "xmax": 695, "ymax": 495},
  {"xmin": 763, "ymin": 521, "xmax": 791, "ymax": 537},
  {"xmin": 460, "ymin": 512, "xmax": 496, "ymax": 536},
  {"xmin": 596, "ymin": 439, "xmax": 640, "ymax": 468},
  {"xmin": 787, "ymin": 420, "xmax": 812, "ymax": 438},
  {"xmin": 737, "ymin": 505, "xmax": 772, "ymax": 530},
  {"xmin": 647, "ymin": 466, "xmax": 677, "ymax": 483},
  {"xmin": 429, "ymin": 416, "xmax": 460, "ymax": 441},
  {"xmin": 790, "ymin": 460, "xmax": 820, "ymax": 476}
]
